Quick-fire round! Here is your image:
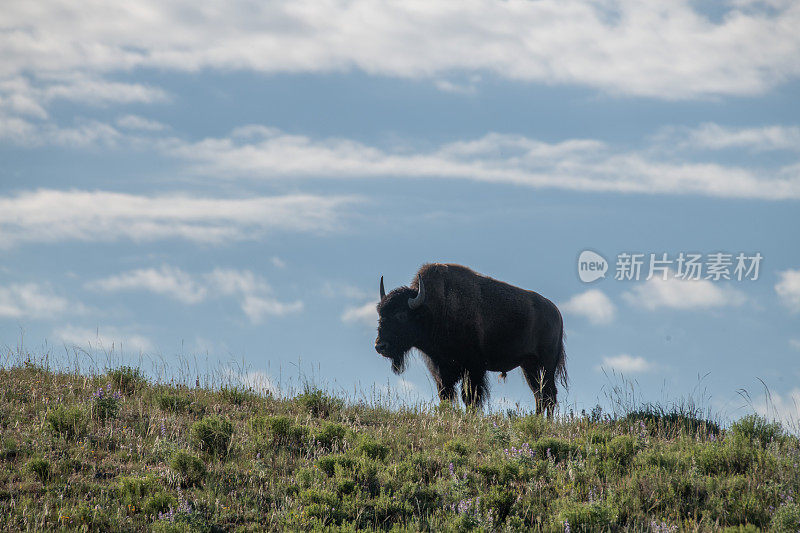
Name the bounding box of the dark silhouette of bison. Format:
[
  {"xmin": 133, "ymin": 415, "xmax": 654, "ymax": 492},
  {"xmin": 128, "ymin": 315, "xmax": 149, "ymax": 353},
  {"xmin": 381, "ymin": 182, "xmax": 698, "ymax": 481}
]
[{"xmin": 375, "ymin": 263, "xmax": 567, "ymax": 416}]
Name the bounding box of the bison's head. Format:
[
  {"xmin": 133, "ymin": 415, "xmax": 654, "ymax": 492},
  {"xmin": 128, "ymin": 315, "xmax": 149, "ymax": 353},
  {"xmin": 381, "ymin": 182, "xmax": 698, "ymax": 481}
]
[{"xmin": 375, "ymin": 275, "xmax": 426, "ymax": 374}]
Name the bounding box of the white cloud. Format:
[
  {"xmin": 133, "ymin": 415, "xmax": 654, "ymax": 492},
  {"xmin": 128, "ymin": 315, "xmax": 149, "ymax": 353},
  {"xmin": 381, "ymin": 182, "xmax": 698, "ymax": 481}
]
[
  {"xmin": 775, "ymin": 269, "xmax": 800, "ymax": 312},
  {"xmin": 752, "ymin": 387, "xmax": 800, "ymax": 429},
  {"xmin": 205, "ymin": 269, "xmax": 304, "ymax": 321},
  {"xmin": 164, "ymin": 127, "xmax": 800, "ymax": 200},
  {"xmin": 434, "ymin": 78, "xmax": 479, "ymax": 95},
  {"xmin": 623, "ymin": 275, "xmax": 746, "ymax": 311},
  {"xmin": 41, "ymin": 76, "xmax": 168, "ymax": 106},
  {"xmin": 205, "ymin": 268, "xmax": 270, "ymax": 297},
  {"xmin": 673, "ymin": 123, "xmax": 800, "ymax": 152},
  {"xmin": 270, "ymin": 256, "xmax": 287, "ymax": 269},
  {"xmin": 598, "ymin": 354, "xmax": 655, "ymax": 373},
  {"xmin": 0, "ymin": 116, "xmax": 124, "ymax": 147},
  {"xmin": 222, "ymin": 367, "xmax": 278, "ymax": 395},
  {"xmin": 0, "ymin": 75, "xmax": 167, "ymax": 129},
  {"xmin": 789, "ymin": 339, "xmax": 800, "ymax": 351},
  {"xmin": 86, "ymin": 265, "xmax": 207, "ymax": 304},
  {"xmin": 342, "ymin": 300, "xmax": 378, "ymax": 327},
  {"xmin": 0, "ymin": 282, "xmax": 71, "ymax": 319},
  {"xmin": 0, "ymin": 189, "xmax": 356, "ymax": 248},
  {"xmin": 3, "ymin": 120, "xmax": 799, "ymax": 200},
  {"xmin": 377, "ymin": 377, "xmax": 423, "ymax": 402},
  {"xmin": 87, "ymin": 266, "xmax": 302, "ymax": 323},
  {"xmin": 116, "ymin": 114, "xmax": 167, "ymax": 131},
  {"xmin": 239, "ymin": 294, "xmax": 303, "ymax": 322},
  {"xmin": 562, "ymin": 289, "xmax": 616, "ymax": 324},
  {"xmin": 54, "ymin": 325, "xmax": 153, "ymax": 353},
  {"xmin": 1, "ymin": 1, "xmax": 799, "ymax": 100}
]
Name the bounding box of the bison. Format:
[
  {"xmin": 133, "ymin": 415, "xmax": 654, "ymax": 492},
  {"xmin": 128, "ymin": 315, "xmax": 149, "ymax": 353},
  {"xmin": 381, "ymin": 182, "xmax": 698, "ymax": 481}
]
[{"xmin": 375, "ymin": 263, "xmax": 567, "ymax": 416}]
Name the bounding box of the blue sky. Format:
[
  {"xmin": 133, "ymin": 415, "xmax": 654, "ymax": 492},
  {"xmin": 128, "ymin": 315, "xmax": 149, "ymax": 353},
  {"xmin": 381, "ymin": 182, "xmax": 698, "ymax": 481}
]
[{"xmin": 2, "ymin": 1, "xmax": 799, "ymax": 423}]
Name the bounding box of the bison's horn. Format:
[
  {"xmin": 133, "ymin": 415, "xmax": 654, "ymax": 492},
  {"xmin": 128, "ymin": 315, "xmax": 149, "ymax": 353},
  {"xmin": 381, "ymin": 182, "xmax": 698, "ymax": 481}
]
[
  {"xmin": 380, "ymin": 276, "xmax": 386, "ymax": 300},
  {"xmin": 408, "ymin": 275, "xmax": 425, "ymax": 309}
]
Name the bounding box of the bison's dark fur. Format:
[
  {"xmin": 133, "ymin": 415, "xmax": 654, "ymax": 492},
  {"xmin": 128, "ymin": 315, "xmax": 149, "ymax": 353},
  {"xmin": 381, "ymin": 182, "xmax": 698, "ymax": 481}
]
[{"xmin": 375, "ymin": 263, "xmax": 567, "ymax": 416}]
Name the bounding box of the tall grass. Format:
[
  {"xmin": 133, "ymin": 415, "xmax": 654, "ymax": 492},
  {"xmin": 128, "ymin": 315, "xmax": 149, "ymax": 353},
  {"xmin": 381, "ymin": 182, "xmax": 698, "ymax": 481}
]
[{"xmin": 0, "ymin": 348, "xmax": 798, "ymax": 531}]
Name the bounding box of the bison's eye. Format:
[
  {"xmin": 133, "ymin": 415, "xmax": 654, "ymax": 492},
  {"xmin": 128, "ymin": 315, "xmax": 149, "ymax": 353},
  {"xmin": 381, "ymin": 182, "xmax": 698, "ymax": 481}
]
[{"xmin": 395, "ymin": 311, "xmax": 408, "ymax": 322}]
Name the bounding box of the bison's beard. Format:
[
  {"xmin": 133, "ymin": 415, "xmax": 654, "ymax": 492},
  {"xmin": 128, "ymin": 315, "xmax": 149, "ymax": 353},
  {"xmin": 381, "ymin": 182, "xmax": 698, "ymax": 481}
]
[{"xmin": 390, "ymin": 353, "xmax": 408, "ymax": 375}]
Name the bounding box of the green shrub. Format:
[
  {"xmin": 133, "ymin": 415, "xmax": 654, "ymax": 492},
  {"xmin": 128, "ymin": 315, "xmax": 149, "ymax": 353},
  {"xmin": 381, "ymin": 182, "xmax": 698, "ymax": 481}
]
[
  {"xmin": 316, "ymin": 456, "xmax": 338, "ymax": 477},
  {"xmin": 696, "ymin": 440, "xmax": 757, "ymax": 475},
  {"xmin": 446, "ymin": 438, "xmax": 472, "ymax": 457},
  {"xmin": 514, "ymin": 414, "xmax": 548, "ymax": 440},
  {"xmin": 478, "ymin": 460, "xmax": 520, "ymax": 485},
  {"xmin": 296, "ymin": 387, "xmax": 343, "ymax": 418},
  {"xmin": 170, "ymin": 451, "xmax": 206, "ymax": 487},
  {"xmin": 118, "ymin": 475, "xmax": 159, "ymax": 514},
  {"xmin": 144, "ymin": 491, "xmax": 177, "ymax": 517},
  {"xmin": 730, "ymin": 414, "xmax": 783, "ymax": 447},
  {"xmin": 72, "ymin": 503, "xmax": 112, "ymax": 531},
  {"xmin": 557, "ymin": 502, "xmax": 617, "ymax": 530},
  {"xmin": 411, "ymin": 455, "xmax": 442, "ymax": 484},
  {"xmin": 219, "ymin": 385, "xmax": 256, "ymax": 406},
  {"xmin": 607, "ymin": 435, "xmax": 638, "ymax": 468},
  {"xmin": 294, "ymin": 466, "xmax": 319, "ymax": 489},
  {"xmin": 46, "ymin": 405, "xmax": 87, "ymax": 440},
  {"xmin": 336, "ymin": 478, "xmax": 356, "ymax": 496},
  {"xmin": 190, "ymin": 415, "xmax": 233, "ymax": 459},
  {"xmin": 489, "ymin": 420, "xmax": 510, "ymax": 446},
  {"xmin": 91, "ymin": 388, "xmax": 120, "ymax": 423},
  {"xmin": 314, "ymin": 422, "xmax": 347, "ymax": 449},
  {"xmin": 482, "ymin": 486, "xmax": 516, "ymax": 524},
  {"xmin": 588, "ymin": 430, "xmax": 613, "ymax": 445},
  {"xmin": 316, "ymin": 454, "xmax": 355, "ymax": 477},
  {"xmin": 26, "ymin": 457, "xmax": 51, "ymax": 484},
  {"xmin": 107, "ymin": 366, "xmax": 146, "ymax": 395},
  {"xmin": 118, "ymin": 475, "xmax": 176, "ymax": 517},
  {"xmin": 60, "ymin": 456, "xmax": 84, "ymax": 477},
  {"xmin": 156, "ymin": 393, "xmax": 191, "ymax": 413},
  {"xmin": 721, "ymin": 525, "xmax": 760, "ymax": 533},
  {"xmin": 398, "ymin": 482, "xmax": 441, "ymax": 513},
  {"xmin": 624, "ymin": 405, "xmax": 720, "ymax": 438},
  {"xmin": 638, "ymin": 446, "xmax": 687, "ymax": 472},
  {"xmin": 358, "ymin": 435, "xmax": 389, "ymax": 461},
  {"xmin": 253, "ymin": 416, "xmax": 307, "ymax": 449},
  {"xmin": 299, "ymin": 488, "xmax": 345, "ymax": 524},
  {"xmin": 0, "ymin": 437, "xmax": 19, "ymax": 461},
  {"xmin": 534, "ymin": 437, "xmax": 578, "ymax": 462},
  {"xmin": 772, "ymin": 502, "xmax": 800, "ymax": 532}
]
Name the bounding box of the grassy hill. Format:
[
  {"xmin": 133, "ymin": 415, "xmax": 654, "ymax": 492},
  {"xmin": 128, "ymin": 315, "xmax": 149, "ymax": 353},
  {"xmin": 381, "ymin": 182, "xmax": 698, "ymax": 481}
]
[{"xmin": 1, "ymin": 359, "xmax": 799, "ymax": 532}]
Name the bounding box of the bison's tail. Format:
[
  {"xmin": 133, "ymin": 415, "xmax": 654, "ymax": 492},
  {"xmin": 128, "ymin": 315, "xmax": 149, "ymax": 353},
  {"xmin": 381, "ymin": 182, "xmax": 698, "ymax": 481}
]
[{"xmin": 555, "ymin": 320, "xmax": 568, "ymax": 390}]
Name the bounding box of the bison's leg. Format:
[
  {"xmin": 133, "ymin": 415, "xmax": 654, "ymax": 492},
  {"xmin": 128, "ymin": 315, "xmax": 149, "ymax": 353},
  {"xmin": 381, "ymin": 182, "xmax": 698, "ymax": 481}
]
[
  {"xmin": 541, "ymin": 368, "xmax": 558, "ymax": 419},
  {"xmin": 461, "ymin": 369, "xmax": 487, "ymax": 409},
  {"xmin": 431, "ymin": 365, "xmax": 460, "ymax": 404},
  {"xmin": 522, "ymin": 365, "xmax": 557, "ymax": 418}
]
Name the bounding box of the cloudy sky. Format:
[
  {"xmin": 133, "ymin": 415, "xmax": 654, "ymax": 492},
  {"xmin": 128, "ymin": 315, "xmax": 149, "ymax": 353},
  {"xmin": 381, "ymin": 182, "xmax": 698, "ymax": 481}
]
[{"xmin": 2, "ymin": 0, "xmax": 799, "ymax": 423}]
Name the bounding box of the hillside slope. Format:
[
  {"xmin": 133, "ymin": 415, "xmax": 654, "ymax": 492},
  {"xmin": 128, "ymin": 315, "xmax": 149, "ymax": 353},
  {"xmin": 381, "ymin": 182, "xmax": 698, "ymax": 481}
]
[{"xmin": 0, "ymin": 363, "xmax": 798, "ymax": 532}]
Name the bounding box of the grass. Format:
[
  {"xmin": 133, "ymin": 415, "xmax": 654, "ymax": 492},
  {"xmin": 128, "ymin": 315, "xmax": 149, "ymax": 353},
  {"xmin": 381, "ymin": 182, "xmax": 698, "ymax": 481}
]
[{"xmin": 0, "ymin": 359, "xmax": 798, "ymax": 531}]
